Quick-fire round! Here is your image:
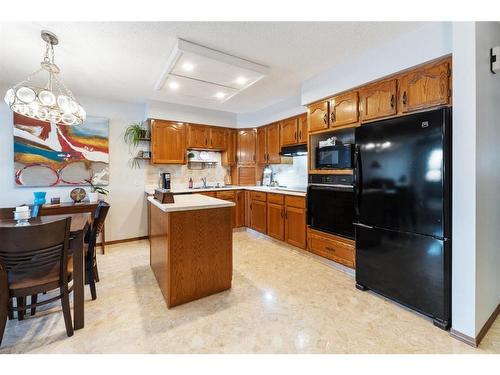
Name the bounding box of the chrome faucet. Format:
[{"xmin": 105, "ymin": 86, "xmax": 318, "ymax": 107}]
[{"xmin": 201, "ymin": 177, "xmax": 207, "ymax": 188}]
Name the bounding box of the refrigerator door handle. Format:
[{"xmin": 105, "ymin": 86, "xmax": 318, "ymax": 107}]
[
  {"xmin": 353, "ymin": 222, "xmax": 373, "ymax": 229},
  {"xmin": 354, "ymin": 144, "xmax": 362, "ymax": 216}
]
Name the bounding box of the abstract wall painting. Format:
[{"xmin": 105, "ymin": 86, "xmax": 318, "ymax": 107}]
[{"xmin": 13, "ymin": 113, "xmax": 109, "ymax": 187}]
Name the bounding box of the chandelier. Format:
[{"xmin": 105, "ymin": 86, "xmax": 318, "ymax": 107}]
[{"xmin": 4, "ymin": 30, "xmax": 86, "ymax": 125}]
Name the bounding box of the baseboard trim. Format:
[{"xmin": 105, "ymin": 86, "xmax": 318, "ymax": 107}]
[
  {"xmin": 97, "ymin": 236, "xmax": 149, "ymax": 247},
  {"xmin": 450, "ymin": 303, "xmax": 500, "ymax": 347}
]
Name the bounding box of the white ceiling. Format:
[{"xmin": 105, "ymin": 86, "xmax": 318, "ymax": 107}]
[{"xmin": 0, "ymin": 22, "xmax": 425, "ymax": 114}]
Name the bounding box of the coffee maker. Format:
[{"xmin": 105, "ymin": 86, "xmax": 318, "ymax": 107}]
[{"xmin": 159, "ymin": 172, "xmax": 171, "ymax": 190}]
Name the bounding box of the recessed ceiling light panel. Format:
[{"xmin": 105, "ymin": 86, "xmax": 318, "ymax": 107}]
[
  {"xmin": 163, "ymin": 75, "xmax": 238, "ymax": 102},
  {"xmin": 155, "ymin": 39, "xmax": 270, "ymax": 103}
]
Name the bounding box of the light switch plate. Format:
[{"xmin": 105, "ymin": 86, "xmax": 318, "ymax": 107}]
[{"xmin": 491, "ymin": 46, "xmax": 500, "ymax": 74}]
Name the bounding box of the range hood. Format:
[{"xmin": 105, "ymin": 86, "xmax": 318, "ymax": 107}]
[{"xmin": 280, "ymin": 144, "xmax": 307, "ymax": 157}]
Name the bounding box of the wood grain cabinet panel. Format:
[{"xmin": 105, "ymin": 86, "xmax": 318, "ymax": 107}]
[
  {"xmin": 209, "ymin": 127, "xmax": 227, "ymax": 150},
  {"xmin": 222, "ymin": 129, "xmax": 237, "ymax": 166},
  {"xmin": 151, "ymin": 120, "xmax": 187, "ymax": 164},
  {"xmin": 256, "ymin": 126, "xmax": 267, "ymax": 165},
  {"xmin": 307, "ymin": 228, "xmax": 355, "ymax": 268},
  {"xmin": 237, "ymin": 166, "xmax": 256, "ymax": 185},
  {"xmin": 250, "ymin": 199, "xmax": 267, "ymax": 233},
  {"xmin": 308, "ymin": 100, "xmax": 329, "ymax": 132},
  {"xmin": 400, "ymin": 60, "xmax": 450, "ymax": 113},
  {"xmin": 330, "ymin": 91, "xmax": 359, "ymax": 127},
  {"xmin": 237, "ymin": 130, "xmax": 256, "ymax": 165},
  {"xmin": 284, "ymin": 205, "xmax": 306, "ymax": 249},
  {"xmin": 267, "ymin": 202, "xmax": 285, "ymax": 241},
  {"xmin": 297, "ymin": 114, "xmax": 308, "ymax": 144},
  {"xmin": 359, "ymin": 79, "xmax": 398, "ymax": 122},
  {"xmin": 266, "ymin": 122, "xmax": 281, "ymax": 163},
  {"xmin": 235, "ymin": 190, "xmax": 245, "ymax": 228},
  {"xmin": 280, "ymin": 118, "xmax": 298, "ymax": 146},
  {"xmin": 187, "ymin": 124, "xmax": 209, "ymax": 149}
]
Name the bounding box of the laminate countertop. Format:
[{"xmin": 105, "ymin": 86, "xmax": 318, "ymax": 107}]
[
  {"xmin": 147, "ymin": 194, "xmax": 235, "ymax": 213},
  {"xmin": 145, "ymin": 185, "xmax": 307, "ymax": 197}
]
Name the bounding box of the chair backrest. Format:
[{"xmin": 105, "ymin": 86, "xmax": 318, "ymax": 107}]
[
  {"xmin": 87, "ymin": 202, "xmax": 110, "ymax": 257},
  {"xmin": 0, "ymin": 217, "xmax": 71, "ymax": 285}
]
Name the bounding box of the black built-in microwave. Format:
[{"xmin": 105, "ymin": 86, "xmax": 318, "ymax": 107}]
[{"xmin": 316, "ymin": 144, "xmax": 354, "ymax": 169}]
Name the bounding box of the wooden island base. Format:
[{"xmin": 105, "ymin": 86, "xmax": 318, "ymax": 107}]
[{"xmin": 149, "ymin": 201, "xmax": 233, "ymax": 308}]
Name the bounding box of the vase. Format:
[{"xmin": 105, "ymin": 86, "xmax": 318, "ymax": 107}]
[
  {"xmin": 88, "ymin": 192, "xmax": 99, "ymax": 202},
  {"xmin": 33, "ymin": 191, "xmax": 46, "ymax": 205}
]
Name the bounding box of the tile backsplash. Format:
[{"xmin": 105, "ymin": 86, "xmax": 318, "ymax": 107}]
[{"xmin": 269, "ymin": 155, "xmax": 308, "ymax": 188}]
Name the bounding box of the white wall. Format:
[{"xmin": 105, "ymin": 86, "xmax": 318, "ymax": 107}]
[
  {"xmin": 146, "ymin": 100, "xmax": 237, "ymax": 127},
  {"xmin": 301, "ymin": 22, "xmax": 453, "ymax": 105},
  {"xmin": 474, "ymin": 21, "xmax": 500, "ymax": 335},
  {"xmin": 451, "ymin": 22, "xmax": 478, "ymax": 338},
  {"xmin": 0, "ymin": 86, "xmax": 147, "ymax": 242},
  {"xmin": 237, "ymin": 95, "xmax": 306, "ymax": 128}
]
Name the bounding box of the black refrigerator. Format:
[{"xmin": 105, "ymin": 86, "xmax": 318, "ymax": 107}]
[{"xmin": 354, "ymin": 107, "xmax": 451, "ymax": 330}]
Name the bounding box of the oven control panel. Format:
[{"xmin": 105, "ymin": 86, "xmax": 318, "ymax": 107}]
[{"xmin": 308, "ymin": 174, "xmax": 353, "ymax": 185}]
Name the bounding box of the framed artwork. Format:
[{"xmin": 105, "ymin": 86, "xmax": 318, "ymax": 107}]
[{"xmin": 13, "ymin": 113, "xmax": 109, "ymax": 187}]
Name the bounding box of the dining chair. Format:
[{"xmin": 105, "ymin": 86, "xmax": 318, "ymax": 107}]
[
  {"xmin": 0, "ymin": 217, "xmax": 74, "ymax": 346},
  {"xmin": 85, "ymin": 201, "xmax": 110, "ymax": 300}
]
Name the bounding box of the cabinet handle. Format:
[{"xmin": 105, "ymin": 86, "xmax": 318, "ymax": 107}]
[
  {"xmin": 285, "ymin": 208, "xmax": 288, "ymax": 219},
  {"xmin": 390, "ymin": 94, "xmax": 395, "ymax": 108},
  {"xmin": 402, "ymin": 91, "xmax": 407, "ymax": 105},
  {"xmin": 205, "ymin": 138, "xmax": 208, "ymax": 145},
  {"xmin": 281, "ymin": 209, "xmax": 284, "ymax": 218},
  {"xmin": 325, "ymin": 246, "xmax": 336, "ymax": 253},
  {"xmin": 323, "ymin": 113, "xmax": 328, "ymax": 124},
  {"xmin": 330, "ymin": 111, "xmax": 335, "ymax": 123},
  {"xmin": 211, "ymin": 139, "xmax": 213, "ymax": 146},
  {"xmin": 294, "ymin": 131, "xmax": 297, "ymax": 141},
  {"xmin": 298, "ymin": 130, "xmax": 302, "ymax": 140}
]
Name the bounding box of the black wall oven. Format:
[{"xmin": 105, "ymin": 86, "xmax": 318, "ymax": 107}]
[
  {"xmin": 307, "ymin": 174, "xmax": 355, "ymax": 239},
  {"xmin": 316, "ymin": 144, "xmax": 354, "ymax": 169}
]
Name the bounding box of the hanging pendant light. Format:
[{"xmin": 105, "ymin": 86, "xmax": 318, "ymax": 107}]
[{"xmin": 4, "ymin": 30, "xmax": 86, "ymax": 125}]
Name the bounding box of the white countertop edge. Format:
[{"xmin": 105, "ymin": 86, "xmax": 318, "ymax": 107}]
[
  {"xmin": 147, "ymin": 195, "xmax": 235, "ymax": 213},
  {"xmin": 145, "ymin": 185, "xmax": 307, "ymax": 197}
]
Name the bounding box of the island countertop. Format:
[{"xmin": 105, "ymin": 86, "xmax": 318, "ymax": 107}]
[{"xmin": 147, "ymin": 194, "xmax": 235, "ymax": 213}]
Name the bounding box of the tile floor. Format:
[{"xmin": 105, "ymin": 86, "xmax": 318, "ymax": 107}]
[{"xmin": 1, "ymin": 230, "xmax": 499, "ymax": 353}]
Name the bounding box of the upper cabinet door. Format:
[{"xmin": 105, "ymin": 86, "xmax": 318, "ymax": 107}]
[
  {"xmin": 308, "ymin": 100, "xmax": 329, "ymax": 132},
  {"xmin": 400, "ymin": 60, "xmax": 450, "ymax": 113},
  {"xmin": 222, "ymin": 129, "xmax": 237, "ymax": 166},
  {"xmin": 209, "ymin": 127, "xmax": 227, "ymax": 150},
  {"xmin": 237, "ymin": 130, "xmax": 256, "ymax": 165},
  {"xmin": 267, "ymin": 122, "xmax": 281, "ymax": 164},
  {"xmin": 151, "ymin": 120, "xmax": 186, "ymax": 164},
  {"xmin": 256, "ymin": 126, "xmax": 268, "ymax": 165},
  {"xmin": 297, "ymin": 114, "xmax": 308, "ymax": 144},
  {"xmin": 359, "ymin": 79, "xmax": 398, "ymax": 122},
  {"xmin": 330, "ymin": 91, "xmax": 359, "ymax": 127},
  {"xmin": 187, "ymin": 124, "xmax": 209, "ymax": 149},
  {"xmin": 280, "ymin": 118, "xmax": 298, "ymax": 146}
]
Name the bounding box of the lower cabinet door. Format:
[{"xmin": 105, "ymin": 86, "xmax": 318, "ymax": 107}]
[
  {"xmin": 235, "ymin": 190, "xmax": 245, "ymax": 228},
  {"xmin": 267, "ymin": 203, "xmax": 284, "ymax": 240},
  {"xmin": 250, "ymin": 200, "xmax": 267, "ymax": 233},
  {"xmin": 285, "ymin": 205, "xmax": 306, "ymax": 249}
]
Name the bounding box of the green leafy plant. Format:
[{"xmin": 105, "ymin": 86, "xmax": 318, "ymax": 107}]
[
  {"xmin": 124, "ymin": 122, "xmax": 147, "ymax": 147},
  {"xmin": 128, "ymin": 158, "xmax": 141, "ymax": 169},
  {"xmin": 84, "ymin": 176, "xmax": 109, "ymax": 195}
]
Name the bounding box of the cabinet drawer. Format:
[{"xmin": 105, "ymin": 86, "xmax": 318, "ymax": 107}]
[
  {"xmin": 199, "ymin": 191, "xmax": 216, "ymax": 197},
  {"xmin": 308, "ymin": 229, "xmax": 355, "ymax": 268},
  {"xmin": 250, "ymin": 191, "xmax": 267, "ymax": 202},
  {"xmin": 216, "ymin": 190, "xmax": 236, "ymax": 200},
  {"xmin": 267, "ymin": 193, "xmax": 284, "ymax": 205},
  {"xmin": 285, "ymin": 195, "xmax": 306, "ymax": 208}
]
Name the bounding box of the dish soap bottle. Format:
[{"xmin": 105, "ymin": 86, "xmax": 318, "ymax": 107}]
[{"xmin": 188, "ymin": 177, "xmax": 193, "ymax": 189}]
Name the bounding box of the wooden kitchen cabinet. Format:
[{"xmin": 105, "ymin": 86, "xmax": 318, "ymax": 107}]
[
  {"xmin": 187, "ymin": 124, "xmax": 209, "ymax": 149},
  {"xmin": 256, "ymin": 126, "xmax": 267, "ymax": 164},
  {"xmin": 280, "ymin": 118, "xmax": 299, "ymax": 146},
  {"xmin": 298, "ymin": 114, "xmax": 308, "ymax": 144},
  {"xmin": 307, "ymin": 228, "xmax": 355, "ymax": 268},
  {"xmin": 266, "ymin": 122, "xmax": 281, "ymax": 163},
  {"xmin": 250, "ymin": 199, "xmax": 267, "ymax": 233},
  {"xmin": 359, "ymin": 79, "xmax": 398, "ymax": 122},
  {"xmin": 209, "ymin": 127, "xmax": 227, "ymax": 150},
  {"xmin": 151, "ymin": 120, "xmax": 186, "ymax": 164},
  {"xmin": 399, "ymin": 60, "xmax": 450, "ymax": 113},
  {"xmin": 330, "ymin": 91, "xmax": 359, "ymax": 128},
  {"xmin": 308, "ymin": 100, "xmax": 329, "ymax": 133},
  {"xmin": 237, "ymin": 129, "xmax": 256, "ymax": 165},
  {"xmin": 235, "ymin": 190, "xmax": 245, "ymax": 228},
  {"xmin": 284, "ymin": 196, "xmax": 306, "ymax": 249},
  {"xmin": 222, "ymin": 129, "xmax": 237, "ymax": 166},
  {"xmin": 267, "ymin": 193, "xmax": 285, "ymax": 241}
]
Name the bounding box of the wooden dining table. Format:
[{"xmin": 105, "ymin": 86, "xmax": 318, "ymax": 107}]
[{"xmin": 0, "ymin": 213, "xmax": 91, "ymax": 330}]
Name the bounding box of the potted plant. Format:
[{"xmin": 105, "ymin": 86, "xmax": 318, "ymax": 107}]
[
  {"xmin": 84, "ymin": 175, "xmax": 109, "ymax": 202},
  {"xmin": 124, "ymin": 122, "xmax": 147, "ymax": 146}
]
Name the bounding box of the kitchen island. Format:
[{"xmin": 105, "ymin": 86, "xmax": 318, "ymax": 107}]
[{"xmin": 147, "ymin": 194, "xmax": 235, "ymax": 308}]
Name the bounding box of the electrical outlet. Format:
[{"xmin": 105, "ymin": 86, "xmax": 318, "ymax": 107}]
[{"xmin": 491, "ymin": 46, "xmax": 500, "ymax": 74}]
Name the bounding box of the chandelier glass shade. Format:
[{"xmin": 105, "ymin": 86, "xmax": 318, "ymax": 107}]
[{"xmin": 4, "ymin": 30, "xmax": 86, "ymax": 126}]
